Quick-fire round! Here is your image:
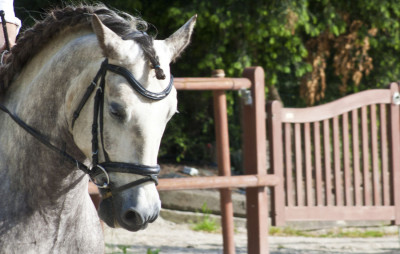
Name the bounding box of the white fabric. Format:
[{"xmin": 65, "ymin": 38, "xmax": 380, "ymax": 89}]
[{"xmin": 0, "ymin": 0, "xmax": 20, "ymax": 33}]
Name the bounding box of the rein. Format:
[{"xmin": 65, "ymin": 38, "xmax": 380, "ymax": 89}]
[{"xmin": 0, "ymin": 58, "xmax": 173, "ymax": 198}]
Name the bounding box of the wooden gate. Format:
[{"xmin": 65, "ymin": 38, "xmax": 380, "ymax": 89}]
[{"xmin": 268, "ymin": 82, "xmax": 400, "ymax": 226}]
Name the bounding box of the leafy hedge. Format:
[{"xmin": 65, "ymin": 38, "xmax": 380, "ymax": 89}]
[{"xmin": 14, "ymin": 0, "xmax": 400, "ymax": 167}]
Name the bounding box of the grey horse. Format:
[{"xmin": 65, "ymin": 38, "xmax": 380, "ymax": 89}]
[{"xmin": 0, "ymin": 5, "xmax": 195, "ymax": 253}]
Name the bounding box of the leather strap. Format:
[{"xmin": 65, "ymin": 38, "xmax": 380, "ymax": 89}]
[
  {"xmin": 0, "ymin": 103, "xmax": 91, "ymax": 174},
  {"xmin": 106, "ymin": 63, "xmax": 173, "ymax": 101}
]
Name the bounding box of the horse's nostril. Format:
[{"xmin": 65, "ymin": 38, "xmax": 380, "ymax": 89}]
[{"xmin": 123, "ymin": 209, "xmax": 143, "ymax": 226}]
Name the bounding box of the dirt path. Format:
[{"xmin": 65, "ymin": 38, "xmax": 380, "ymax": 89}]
[{"xmin": 104, "ymin": 217, "xmax": 400, "ymax": 254}]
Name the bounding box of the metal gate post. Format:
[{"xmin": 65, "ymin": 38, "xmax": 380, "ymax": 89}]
[
  {"xmin": 212, "ymin": 69, "xmax": 236, "ymax": 254},
  {"xmin": 242, "ymin": 67, "xmax": 269, "ymax": 254}
]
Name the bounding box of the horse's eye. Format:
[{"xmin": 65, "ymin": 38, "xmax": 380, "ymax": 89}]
[{"xmin": 109, "ymin": 102, "xmax": 126, "ymax": 121}]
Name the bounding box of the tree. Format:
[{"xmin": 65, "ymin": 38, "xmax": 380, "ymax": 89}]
[{"xmin": 13, "ymin": 0, "xmax": 400, "ymax": 165}]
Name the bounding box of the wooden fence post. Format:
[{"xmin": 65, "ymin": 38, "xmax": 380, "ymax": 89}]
[
  {"xmin": 267, "ymin": 101, "xmax": 285, "ymax": 226},
  {"xmin": 389, "ymin": 82, "xmax": 400, "ymax": 224},
  {"xmin": 242, "ymin": 67, "xmax": 269, "ymax": 254},
  {"xmin": 212, "ymin": 69, "xmax": 236, "ymax": 254}
]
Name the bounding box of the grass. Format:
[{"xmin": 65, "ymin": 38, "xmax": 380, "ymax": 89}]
[
  {"xmin": 191, "ymin": 202, "xmax": 220, "ymax": 233},
  {"xmin": 105, "ymin": 243, "xmax": 160, "ymax": 254},
  {"xmin": 269, "ymin": 226, "xmax": 310, "ymax": 237},
  {"xmin": 105, "ymin": 244, "xmax": 130, "ymax": 254},
  {"xmin": 318, "ymin": 229, "xmax": 385, "ymax": 238},
  {"xmin": 269, "ymin": 226, "xmax": 397, "ymax": 238},
  {"xmin": 188, "ymin": 202, "xmax": 394, "ymax": 238},
  {"xmin": 146, "ymin": 249, "xmax": 160, "ymax": 254}
]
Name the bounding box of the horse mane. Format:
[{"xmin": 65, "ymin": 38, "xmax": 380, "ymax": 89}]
[{"xmin": 0, "ymin": 4, "xmax": 165, "ymax": 94}]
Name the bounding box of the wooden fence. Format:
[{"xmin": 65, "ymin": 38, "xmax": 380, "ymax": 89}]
[
  {"xmin": 159, "ymin": 67, "xmax": 273, "ymax": 254},
  {"xmin": 268, "ymin": 82, "xmax": 400, "ymax": 226},
  {"xmin": 89, "ymin": 69, "xmax": 400, "ymax": 254}
]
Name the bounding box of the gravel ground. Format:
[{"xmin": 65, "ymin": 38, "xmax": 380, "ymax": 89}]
[{"xmin": 104, "ymin": 216, "xmax": 400, "ymax": 254}]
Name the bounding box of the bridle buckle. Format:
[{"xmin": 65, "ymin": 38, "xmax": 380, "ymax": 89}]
[{"xmin": 89, "ymin": 164, "xmax": 110, "ymax": 188}]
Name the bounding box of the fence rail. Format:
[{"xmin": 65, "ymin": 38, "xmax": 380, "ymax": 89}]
[
  {"xmin": 174, "ymin": 77, "xmax": 251, "ymax": 90},
  {"xmin": 157, "ymin": 174, "xmax": 279, "ymax": 191}
]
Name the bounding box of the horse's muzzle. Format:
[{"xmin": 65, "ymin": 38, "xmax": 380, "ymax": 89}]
[
  {"xmin": 97, "ymin": 189, "xmax": 161, "ymax": 232},
  {"xmin": 119, "ymin": 207, "xmax": 159, "ymax": 231}
]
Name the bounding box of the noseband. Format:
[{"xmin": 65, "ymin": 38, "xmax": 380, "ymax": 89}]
[{"xmin": 0, "ymin": 58, "xmax": 173, "ymax": 198}]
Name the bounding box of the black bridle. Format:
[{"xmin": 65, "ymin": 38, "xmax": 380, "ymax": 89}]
[{"xmin": 0, "ymin": 58, "xmax": 173, "ymax": 198}]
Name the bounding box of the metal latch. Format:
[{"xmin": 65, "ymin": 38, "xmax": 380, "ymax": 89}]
[
  {"xmin": 239, "ymin": 89, "xmax": 253, "ymax": 105},
  {"xmin": 393, "ymin": 92, "xmax": 400, "ymax": 105}
]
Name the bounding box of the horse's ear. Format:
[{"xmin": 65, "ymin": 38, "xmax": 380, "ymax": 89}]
[
  {"xmin": 91, "ymin": 14, "xmax": 124, "ymax": 59},
  {"xmin": 165, "ymin": 15, "xmax": 197, "ymax": 62}
]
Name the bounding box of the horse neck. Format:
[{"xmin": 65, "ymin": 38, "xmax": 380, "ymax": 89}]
[{"xmin": 0, "ymin": 30, "xmax": 102, "ymax": 209}]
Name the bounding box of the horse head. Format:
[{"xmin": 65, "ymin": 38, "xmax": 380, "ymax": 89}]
[{"xmin": 69, "ymin": 14, "xmax": 196, "ymax": 231}]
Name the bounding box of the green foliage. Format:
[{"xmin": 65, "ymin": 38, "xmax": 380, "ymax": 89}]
[
  {"xmin": 146, "ymin": 248, "xmax": 161, "ymax": 254},
  {"xmin": 192, "ymin": 202, "xmax": 220, "ymax": 232},
  {"xmin": 158, "ymin": 91, "xmax": 215, "ymax": 163},
  {"xmin": 118, "ymin": 245, "xmax": 128, "ymax": 254},
  {"xmin": 269, "ymin": 226, "xmax": 396, "ymax": 238},
  {"xmin": 105, "ymin": 243, "xmax": 130, "ymax": 254},
  {"xmin": 269, "ymin": 226, "xmax": 310, "ymax": 237},
  {"xmin": 105, "ymin": 244, "xmax": 161, "ymax": 254},
  {"xmin": 14, "ymin": 0, "xmax": 400, "ymax": 165}
]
